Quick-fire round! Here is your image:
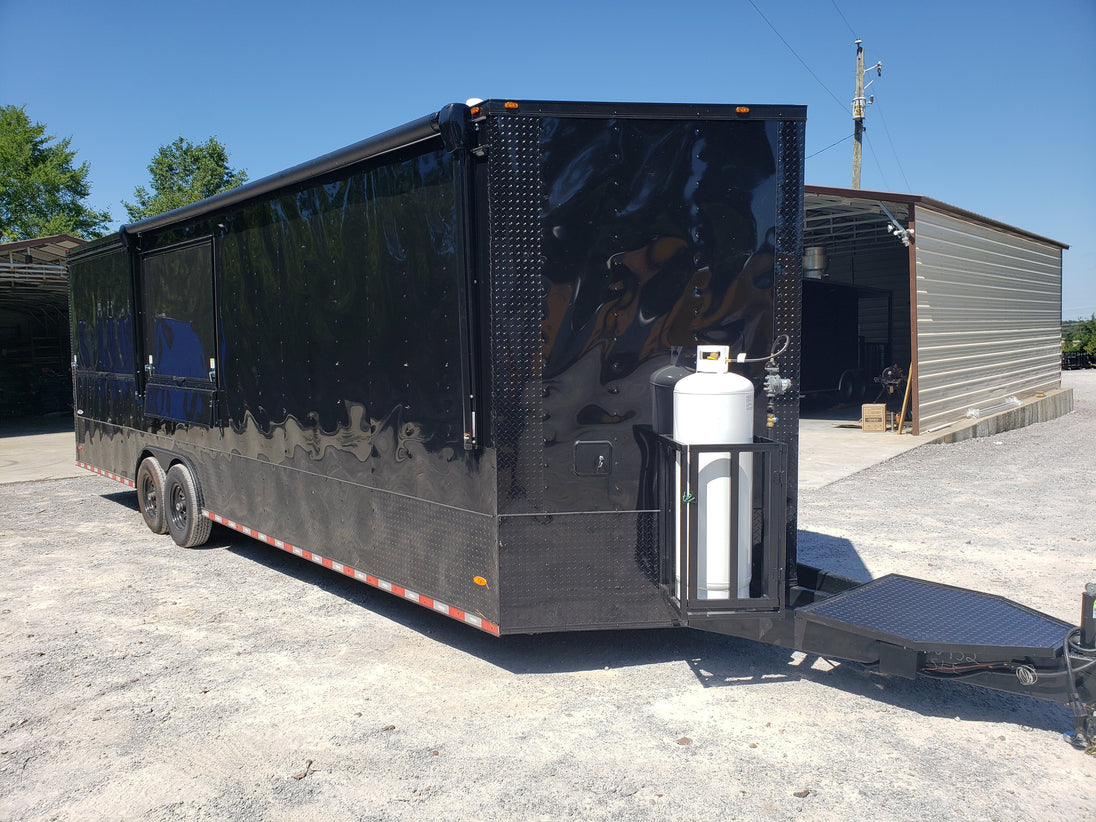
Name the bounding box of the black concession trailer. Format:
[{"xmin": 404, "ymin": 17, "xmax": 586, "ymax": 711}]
[{"xmin": 68, "ymin": 100, "xmax": 1096, "ymax": 748}]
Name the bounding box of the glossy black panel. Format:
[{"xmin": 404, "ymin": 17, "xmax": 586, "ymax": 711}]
[
  {"xmin": 489, "ymin": 115, "xmax": 782, "ymax": 516},
  {"xmin": 70, "ymin": 246, "xmax": 139, "ymax": 428},
  {"xmin": 540, "ymin": 117, "xmax": 780, "ymax": 373},
  {"xmin": 144, "ymin": 383, "xmax": 216, "ymax": 426},
  {"xmin": 74, "ymin": 373, "xmax": 138, "ymax": 428},
  {"xmin": 138, "ymin": 241, "xmax": 218, "ymax": 426},
  {"xmin": 70, "ymin": 247, "xmax": 135, "ymax": 375},
  {"xmin": 215, "ymin": 144, "xmax": 489, "ymax": 511},
  {"xmin": 140, "ymin": 241, "xmax": 215, "ymax": 381}
]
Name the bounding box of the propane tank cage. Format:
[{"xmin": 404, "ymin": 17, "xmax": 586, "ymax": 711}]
[{"xmin": 656, "ymin": 436, "xmax": 787, "ymax": 619}]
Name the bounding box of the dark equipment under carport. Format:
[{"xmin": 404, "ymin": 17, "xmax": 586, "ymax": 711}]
[{"xmin": 66, "ymin": 99, "xmax": 1096, "ymax": 750}]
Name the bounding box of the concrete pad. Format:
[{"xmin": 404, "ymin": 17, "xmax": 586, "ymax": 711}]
[
  {"xmin": 0, "ymin": 415, "xmax": 81, "ymax": 485},
  {"xmin": 798, "ymin": 409, "xmax": 937, "ymax": 490},
  {"xmin": 798, "ymin": 384, "xmax": 1076, "ymax": 489}
]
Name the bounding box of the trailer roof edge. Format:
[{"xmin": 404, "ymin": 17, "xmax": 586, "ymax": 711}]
[
  {"xmin": 120, "ymin": 111, "xmax": 445, "ymax": 241},
  {"xmin": 477, "ymin": 99, "xmax": 807, "ymax": 120}
]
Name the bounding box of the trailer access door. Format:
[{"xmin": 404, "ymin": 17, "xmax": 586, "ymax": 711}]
[{"xmin": 138, "ymin": 239, "xmax": 220, "ymax": 426}]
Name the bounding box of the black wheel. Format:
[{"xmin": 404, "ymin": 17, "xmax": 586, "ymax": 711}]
[
  {"xmin": 164, "ymin": 463, "xmax": 212, "ymax": 548},
  {"xmin": 136, "ymin": 457, "xmax": 168, "ymax": 535}
]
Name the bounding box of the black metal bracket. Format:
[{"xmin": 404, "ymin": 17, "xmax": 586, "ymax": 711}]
[{"xmin": 657, "ymin": 436, "xmax": 787, "ymax": 619}]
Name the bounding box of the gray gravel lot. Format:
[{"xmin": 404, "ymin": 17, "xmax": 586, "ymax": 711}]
[{"xmin": 2, "ymin": 372, "xmax": 1095, "ymax": 820}]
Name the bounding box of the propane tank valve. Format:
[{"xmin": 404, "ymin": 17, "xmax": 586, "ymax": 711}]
[{"xmin": 763, "ymin": 359, "xmax": 792, "ymax": 398}]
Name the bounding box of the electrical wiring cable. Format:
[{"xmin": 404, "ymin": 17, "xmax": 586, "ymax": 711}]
[
  {"xmin": 807, "ymin": 133, "xmax": 853, "ymax": 160},
  {"xmin": 745, "ymin": 0, "xmax": 848, "ymax": 116}
]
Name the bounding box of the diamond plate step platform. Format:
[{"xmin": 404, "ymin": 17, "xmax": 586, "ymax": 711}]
[{"xmin": 797, "ymin": 574, "xmax": 1072, "ymax": 658}]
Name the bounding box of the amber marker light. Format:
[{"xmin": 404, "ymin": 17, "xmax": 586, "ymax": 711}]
[
  {"xmin": 470, "ymin": 106, "xmax": 481, "ymax": 116},
  {"xmin": 504, "ymin": 101, "xmax": 519, "ymax": 110},
  {"xmin": 735, "ymin": 106, "xmax": 750, "ymax": 114},
  {"xmin": 473, "ymin": 576, "xmax": 488, "ymax": 587}
]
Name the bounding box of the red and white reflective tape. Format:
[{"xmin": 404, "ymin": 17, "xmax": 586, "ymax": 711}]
[
  {"xmin": 203, "ymin": 510, "xmax": 500, "ymax": 635},
  {"xmin": 77, "ymin": 460, "xmax": 498, "ymax": 635},
  {"xmin": 76, "ymin": 461, "xmax": 135, "ymax": 487},
  {"xmin": 77, "ymin": 459, "xmax": 498, "ymax": 634}
]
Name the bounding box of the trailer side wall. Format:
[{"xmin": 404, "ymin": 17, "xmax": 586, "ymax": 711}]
[{"xmin": 71, "ymin": 139, "xmax": 500, "ymax": 625}]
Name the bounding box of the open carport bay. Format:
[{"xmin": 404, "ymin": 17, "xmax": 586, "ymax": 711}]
[{"xmin": 1, "ymin": 372, "xmax": 1095, "ymax": 821}]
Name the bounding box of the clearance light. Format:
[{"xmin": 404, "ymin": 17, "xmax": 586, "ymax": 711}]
[
  {"xmin": 473, "ymin": 576, "xmax": 488, "ymax": 587},
  {"xmin": 735, "ymin": 106, "xmax": 750, "ymax": 114},
  {"xmin": 504, "ymin": 101, "xmax": 519, "ymax": 110},
  {"xmin": 470, "ymin": 106, "xmax": 481, "ymax": 116}
]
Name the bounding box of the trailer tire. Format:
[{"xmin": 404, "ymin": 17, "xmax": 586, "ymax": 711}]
[
  {"xmin": 837, "ymin": 370, "xmax": 866, "ymax": 404},
  {"xmin": 136, "ymin": 457, "xmax": 168, "ymax": 535},
  {"xmin": 164, "ymin": 463, "xmax": 212, "ymax": 548}
]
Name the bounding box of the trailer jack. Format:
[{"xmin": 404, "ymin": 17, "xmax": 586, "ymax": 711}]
[
  {"xmin": 1064, "ymin": 626, "xmax": 1096, "ymax": 754},
  {"xmin": 1069, "ymin": 584, "xmax": 1096, "ymax": 752},
  {"xmin": 1065, "ymin": 702, "xmax": 1095, "ymax": 755}
]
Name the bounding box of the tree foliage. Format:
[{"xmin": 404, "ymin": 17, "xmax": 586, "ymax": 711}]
[
  {"xmin": 1063, "ymin": 315, "xmax": 1096, "ymax": 356},
  {"xmin": 124, "ymin": 137, "xmax": 248, "ymax": 222},
  {"xmin": 0, "ymin": 105, "xmax": 112, "ymax": 241}
]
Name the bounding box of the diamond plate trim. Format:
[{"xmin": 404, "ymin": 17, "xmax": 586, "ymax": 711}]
[
  {"xmin": 774, "ymin": 119, "xmax": 805, "ymax": 579},
  {"xmin": 800, "ymin": 574, "xmax": 1070, "ymax": 653},
  {"xmin": 487, "ymin": 115, "xmax": 545, "ymax": 513}
]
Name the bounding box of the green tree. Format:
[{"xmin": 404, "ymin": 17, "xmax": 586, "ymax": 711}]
[
  {"xmin": 0, "ymin": 105, "xmax": 112, "ymax": 241},
  {"xmin": 124, "ymin": 137, "xmax": 248, "ymax": 222},
  {"xmin": 1063, "ymin": 315, "xmax": 1096, "ymax": 356}
]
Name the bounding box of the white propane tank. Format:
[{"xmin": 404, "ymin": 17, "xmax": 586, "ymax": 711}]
[{"xmin": 673, "ymin": 346, "xmax": 754, "ymax": 600}]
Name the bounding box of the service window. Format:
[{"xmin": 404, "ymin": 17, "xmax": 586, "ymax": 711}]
[
  {"xmin": 139, "ymin": 239, "xmax": 219, "ymax": 425},
  {"xmin": 69, "ymin": 246, "xmax": 137, "ymax": 426}
]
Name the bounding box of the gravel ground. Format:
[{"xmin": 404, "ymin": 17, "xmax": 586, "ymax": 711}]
[{"xmin": 2, "ymin": 372, "xmax": 1095, "ymax": 821}]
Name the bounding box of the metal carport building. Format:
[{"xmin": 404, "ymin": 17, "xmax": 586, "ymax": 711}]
[
  {"xmin": 803, "ymin": 186, "xmax": 1069, "ymax": 435},
  {"xmin": 0, "ymin": 234, "xmax": 84, "ymax": 417}
]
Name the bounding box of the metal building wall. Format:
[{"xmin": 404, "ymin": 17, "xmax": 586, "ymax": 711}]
[{"xmin": 913, "ymin": 206, "xmax": 1063, "ymax": 432}]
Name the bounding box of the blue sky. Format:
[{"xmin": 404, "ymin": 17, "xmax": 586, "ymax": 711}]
[{"xmin": 3, "ymin": 0, "xmax": 1093, "ymax": 318}]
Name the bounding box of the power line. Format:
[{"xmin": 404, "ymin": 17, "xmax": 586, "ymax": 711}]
[
  {"xmin": 872, "ymin": 96, "xmax": 912, "ymax": 191},
  {"xmin": 806, "ymin": 133, "xmax": 853, "ymax": 159},
  {"xmin": 829, "ymin": 0, "xmax": 857, "ymax": 38},
  {"xmin": 865, "ymin": 133, "xmax": 888, "ymax": 190},
  {"xmin": 745, "ymin": 0, "xmax": 848, "ymax": 115}
]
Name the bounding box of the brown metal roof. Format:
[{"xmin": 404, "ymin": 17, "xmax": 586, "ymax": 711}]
[
  {"xmin": 0, "ymin": 234, "xmax": 86, "ymax": 265},
  {"xmin": 805, "ymin": 185, "xmax": 1069, "ymax": 251}
]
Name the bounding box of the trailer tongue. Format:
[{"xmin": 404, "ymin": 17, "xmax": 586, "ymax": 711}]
[{"xmin": 802, "ymin": 575, "xmax": 1094, "ymax": 749}]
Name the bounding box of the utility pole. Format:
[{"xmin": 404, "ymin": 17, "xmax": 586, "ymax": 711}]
[
  {"xmin": 852, "ymin": 40, "xmax": 865, "ymax": 189},
  {"xmin": 851, "ymin": 40, "xmax": 882, "ymax": 189}
]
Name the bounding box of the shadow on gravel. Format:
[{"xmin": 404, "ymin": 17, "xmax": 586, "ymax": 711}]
[
  {"xmin": 102, "ymin": 490, "xmax": 139, "ymax": 513},
  {"xmin": 796, "ymin": 529, "xmax": 872, "ymax": 582},
  {"xmin": 213, "ymin": 524, "xmax": 1074, "ymax": 739}
]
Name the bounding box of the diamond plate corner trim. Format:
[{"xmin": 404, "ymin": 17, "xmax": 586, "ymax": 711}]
[
  {"xmin": 487, "ymin": 115, "xmax": 545, "ymax": 513},
  {"xmin": 775, "ymin": 120, "xmax": 805, "ymax": 574}
]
